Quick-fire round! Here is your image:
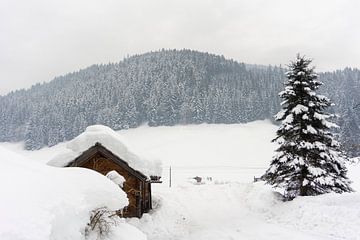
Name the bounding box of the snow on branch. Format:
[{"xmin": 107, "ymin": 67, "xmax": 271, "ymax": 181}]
[{"xmin": 291, "ymin": 104, "xmax": 308, "ymax": 114}]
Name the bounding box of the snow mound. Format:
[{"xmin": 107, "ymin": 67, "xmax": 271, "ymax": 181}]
[
  {"xmin": 107, "ymin": 170, "xmax": 126, "ymax": 187},
  {"xmin": 132, "ymin": 182, "xmax": 360, "ymax": 240},
  {"xmin": 0, "ymin": 146, "xmax": 146, "ymax": 240},
  {"xmin": 48, "ymin": 125, "xmax": 162, "ymax": 177}
]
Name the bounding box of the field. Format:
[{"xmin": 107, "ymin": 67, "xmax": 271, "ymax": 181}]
[{"xmin": 1, "ymin": 120, "xmax": 360, "ymax": 240}]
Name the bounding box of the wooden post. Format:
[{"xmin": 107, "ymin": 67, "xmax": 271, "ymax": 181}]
[{"xmin": 169, "ymin": 166, "xmax": 172, "ymax": 188}]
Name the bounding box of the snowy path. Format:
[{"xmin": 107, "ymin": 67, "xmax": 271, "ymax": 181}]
[{"xmin": 129, "ymin": 183, "xmax": 354, "ymax": 240}]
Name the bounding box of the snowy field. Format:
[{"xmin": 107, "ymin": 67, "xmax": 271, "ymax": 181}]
[{"xmin": 1, "ymin": 120, "xmax": 360, "ymax": 240}]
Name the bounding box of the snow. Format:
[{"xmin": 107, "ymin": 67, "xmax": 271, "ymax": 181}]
[
  {"xmin": 107, "ymin": 170, "xmax": 126, "ymax": 187},
  {"xmin": 291, "ymin": 104, "xmax": 308, "ymax": 114},
  {"xmin": 301, "ymin": 81, "xmax": 309, "ymax": 86},
  {"xmin": 322, "ymin": 119, "xmax": 339, "ymax": 129},
  {"xmin": 302, "ymin": 114, "xmax": 309, "ymax": 120},
  {"xmin": 283, "ymin": 113, "xmax": 294, "ymax": 124},
  {"xmin": 48, "ymin": 125, "xmax": 162, "ymax": 177},
  {"xmin": 280, "ymin": 87, "xmax": 295, "ymax": 96},
  {"xmin": 297, "ymin": 71, "xmax": 305, "ymax": 76},
  {"xmin": 0, "ymin": 146, "xmax": 146, "ymax": 240},
  {"xmin": 317, "ymin": 95, "xmax": 330, "ymax": 101},
  {"xmin": 274, "ymin": 109, "xmax": 286, "ymax": 120},
  {"xmin": 314, "ymin": 112, "xmax": 329, "ymax": 121},
  {"xmin": 308, "ymin": 166, "xmax": 326, "ymax": 176},
  {"xmin": 299, "ymin": 141, "xmax": 327, "ymax": 150},
  {"xmin": 130, "ymin": 182, "xmax": 360, "ymax": 240},
  {"xmin": 1, "ymin": 120, "xmax": 360, "ymax": 240},
  {"xmin": 306, "ymin": 125, "xmax": 317, "ymax": 134}
]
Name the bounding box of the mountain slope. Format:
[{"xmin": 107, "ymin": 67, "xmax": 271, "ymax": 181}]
[{"xmin": 0, "ymin": 49, "xmax": 359, "ymax": 154}]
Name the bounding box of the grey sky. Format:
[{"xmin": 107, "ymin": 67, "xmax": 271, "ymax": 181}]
[{"xmin": 1, "ymin": 0, "xmax": 359, "ymax": 95}]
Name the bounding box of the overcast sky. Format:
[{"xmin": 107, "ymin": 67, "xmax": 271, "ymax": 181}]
[{"xmin": 0, "ymin": 0, "xmax": 359, "ymax": 95}]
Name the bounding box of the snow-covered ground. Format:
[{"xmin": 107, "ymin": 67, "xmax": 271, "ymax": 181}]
[
  {"xmin": 1, "ymin": 120, "xmax": 360, "ymax": 240},
  {"xmin": 0, "ymin": 147, "xmax": 145, "ymax": 240}
]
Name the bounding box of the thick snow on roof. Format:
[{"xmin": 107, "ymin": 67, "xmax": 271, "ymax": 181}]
[{"xmin": 48, "ymin": 125, "xmax": 162, "ymax": 177}]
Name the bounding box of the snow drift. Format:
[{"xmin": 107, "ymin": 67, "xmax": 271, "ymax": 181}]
[
  {"xmin": 1, "ymin": 121, "xmax": 360, "ymax": 240},
  {"xmin": 131, "ymin": 182, "xmax": 360, "ymax": 240},
  {"xmin": 0, "ymin": 146, "xmax": 145, "ymax": 240}
]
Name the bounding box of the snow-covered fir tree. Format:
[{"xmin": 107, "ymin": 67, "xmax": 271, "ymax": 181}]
[{"xmin": 262, "ymin": 55, "xmax": 352, "ymax": 200}]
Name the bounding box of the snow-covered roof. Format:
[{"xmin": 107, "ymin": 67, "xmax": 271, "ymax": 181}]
[{"xmin": 47, "ymin": 125, "xmax": 162, "ymax": 177}]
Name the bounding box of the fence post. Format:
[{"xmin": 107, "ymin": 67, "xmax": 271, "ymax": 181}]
[{"xmin": 169, "ymin": 166, "xmax": 172, "ymax": 188}]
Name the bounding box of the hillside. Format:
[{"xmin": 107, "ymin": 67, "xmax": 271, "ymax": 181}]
[{"xmin": 0, "ymin": 49, "xmax": 359, "ymax": 155}]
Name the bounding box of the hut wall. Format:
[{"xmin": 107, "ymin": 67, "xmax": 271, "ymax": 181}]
[
  {"xmin": 143, "ymin": 182, "xmax": 152, "ymax": 212},
  {"xmin": 79, "ymin": 153, "xmax": 144, "ymax": 217}
]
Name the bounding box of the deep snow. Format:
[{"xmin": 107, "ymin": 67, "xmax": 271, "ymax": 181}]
[
  {"xmin": 0, "ymin": 146, "xmax": 147, "ymax": 240},
  {"xmin": 130, "ymin": 182, "xmax": 360, "ymax": 240},
  {"xmin": 1, "ymin": 120, "xmax": 360, "ymax": 240},
  {"xmin": 48, "ymin": 125, "xmax": 162, "ymax": 177}
]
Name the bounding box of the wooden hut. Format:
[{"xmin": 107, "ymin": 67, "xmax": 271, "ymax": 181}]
[{"xmin": 63, "ymin": 142, "xmax": 160, "ymax": 218}]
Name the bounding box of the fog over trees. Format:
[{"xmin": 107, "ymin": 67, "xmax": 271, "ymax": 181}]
[{"xmin": 0, "ymin": 50, "xmax": 359, "ymax": 155}]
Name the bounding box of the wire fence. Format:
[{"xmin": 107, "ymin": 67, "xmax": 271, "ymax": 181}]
[{"xmin": 160, "ymin": 165, "xmax": 267, "ymax": 187}]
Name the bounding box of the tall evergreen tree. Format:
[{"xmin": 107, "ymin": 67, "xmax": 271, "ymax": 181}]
[{"xmin": 262, "ymin": 55, "xmax": 352, "ymax": 200}]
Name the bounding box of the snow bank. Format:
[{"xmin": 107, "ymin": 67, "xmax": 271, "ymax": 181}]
[
  {"xmin": 0, "ymin": 146, "xmax": 145, "ymax": 240},
  {"xmin": 132, "ymin": 182, "xmax": 360, "ymax": 240},
  {"xmin": 246, "ymin": 183, "xmax": 360, "ymax": 239},
  {"xmin": 2, "ymin": 121, "xmax": 360, "ymax": 240},
  {"xmin": 48, "ymin": 125, "xmax": 162, "ymax": 177}
]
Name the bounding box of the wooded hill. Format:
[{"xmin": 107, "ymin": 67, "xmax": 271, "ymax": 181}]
[{"xmin": 1, "ymin": 49, "xmax": 359, "ymax": 155}]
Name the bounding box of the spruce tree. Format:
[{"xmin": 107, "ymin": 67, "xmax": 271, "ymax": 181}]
[
  {"xmin": 262, "ymin": 55, "xmax": 352, "ymax": 200},
  {"xmin": 339, "ymin": 108, "xmax": 360, "ymax": 156}
]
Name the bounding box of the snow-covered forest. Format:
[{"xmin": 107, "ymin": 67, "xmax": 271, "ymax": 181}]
[{"xmin": 0, "ymin": 49, "xmax": 359, "ymax": 155}]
